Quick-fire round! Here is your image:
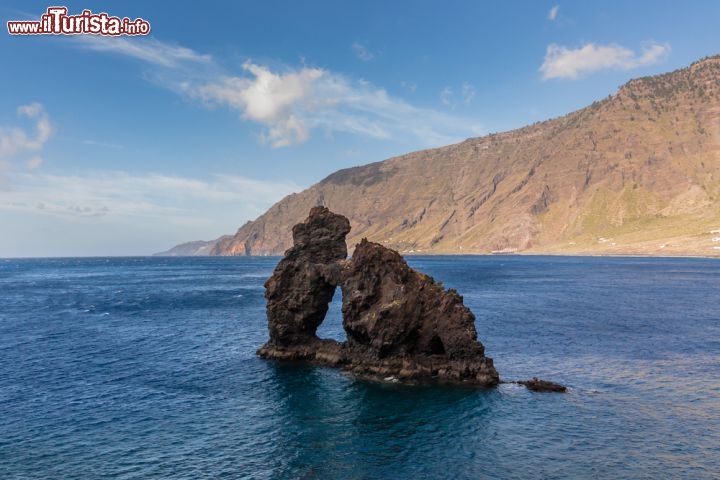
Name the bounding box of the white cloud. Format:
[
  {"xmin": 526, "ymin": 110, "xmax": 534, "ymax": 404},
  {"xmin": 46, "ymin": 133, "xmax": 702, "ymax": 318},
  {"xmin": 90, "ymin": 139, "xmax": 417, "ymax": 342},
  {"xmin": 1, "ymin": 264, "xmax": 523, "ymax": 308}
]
[
  {"xmin": 440, "ymin": 83, "xmax": 475, "ymax": 107},
  {"xmin": 185, "ymin": 62, "xmax": 482, "ymax": 147},
  {"xmin": 0, "ymin": 171, "xmax": 300, "ymax": 220},
  {"xmin": 0, "ymin": 171, "xmax": 303, "ymax": 256},
  {"xmin": 17, "ymin": 103, "xmax": 44, "ymax": 117},
  {"xmin": 440, "ymin": 87, "xmax": 454, "ymax": 107},
  {"xmin": 548, "ymin": 5, "xmax": 559, "ymax": 21},
  {"xmin": 26, "ymin": 156, "xmax": 43, "ymax": 170},
  {"xmin": 461, "ymin": 82, "xmax": 476, "ymax": 104},
  {"xmin": 77, "ymin": 35, "xmax": 212, "ymax": 68},
  {"xmin": 70, "ymin": 37, "xmax": 483, "ymax": 148},
  {"xmin": 400, "ymin": 81, "xmax": 417, "ymax": 93},
  {"xmin": 352, "ymin": 42, "xmax": 374, "ymax": 61},
  {"xmin": 192, "ymin": 62, "xmax": 322, "ymax": 147},
  {"xmin": 540, "ymin": 41, "xmax": 670, "ymax": 80},
  {"xmin": 0, "ymin": 103, "xmax": 53, "ymax": 158},
  {"xmin": 82, "ymin": 139, "xmax": 124, "ymax": 149}
]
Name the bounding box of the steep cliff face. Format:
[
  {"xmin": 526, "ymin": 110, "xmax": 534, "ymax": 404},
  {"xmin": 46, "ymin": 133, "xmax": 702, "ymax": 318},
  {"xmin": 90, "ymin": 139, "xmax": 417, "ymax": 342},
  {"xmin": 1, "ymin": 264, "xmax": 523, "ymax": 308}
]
[{"xmin": 212, "ymin": 56, "xmax": 720, "ymax": 257}]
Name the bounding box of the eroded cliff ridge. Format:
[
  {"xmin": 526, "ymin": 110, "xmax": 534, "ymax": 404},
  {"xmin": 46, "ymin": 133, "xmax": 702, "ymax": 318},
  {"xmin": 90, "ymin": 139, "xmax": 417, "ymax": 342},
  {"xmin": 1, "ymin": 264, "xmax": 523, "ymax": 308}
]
[
  {"xmin": 210, "ymin": 56, "xmax": 720, "ymax": 258},
  {"xmin": 257, "ymin": 206, "xmax": 500, "ymax": 387}
]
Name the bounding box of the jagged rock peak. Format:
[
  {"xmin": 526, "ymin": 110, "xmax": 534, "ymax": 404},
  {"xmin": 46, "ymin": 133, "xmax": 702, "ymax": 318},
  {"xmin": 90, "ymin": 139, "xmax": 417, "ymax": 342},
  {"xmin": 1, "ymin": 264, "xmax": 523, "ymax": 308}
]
[
  {"xmin": 289, "ymin": 206, "xmax": 351, "ymax": 261},
  {"xmin": 263, "ymin": 207, "xmax": 350, "ymax": 347},
  {"xmin": 341, "ymin": 239, "xmax": 486, "ymax": 361}
]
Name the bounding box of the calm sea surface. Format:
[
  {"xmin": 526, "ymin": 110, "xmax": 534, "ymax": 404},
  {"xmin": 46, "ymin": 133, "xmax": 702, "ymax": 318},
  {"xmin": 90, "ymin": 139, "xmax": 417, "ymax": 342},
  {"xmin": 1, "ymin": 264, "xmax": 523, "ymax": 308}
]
[{"xmin": 1, "ymin": 256, "xmax": 718, "ymax": 479}]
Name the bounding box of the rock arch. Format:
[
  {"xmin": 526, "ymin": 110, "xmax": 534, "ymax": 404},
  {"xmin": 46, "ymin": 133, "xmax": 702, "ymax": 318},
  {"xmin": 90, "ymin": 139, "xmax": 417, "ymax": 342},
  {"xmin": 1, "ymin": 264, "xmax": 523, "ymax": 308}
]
[
  {"xmin": 258, "ymin": 206, "xmax": 499, "ymax": 387},
  {"xmin": 262, "ymin": 206, "xmax": 350, "ymax": 346}
]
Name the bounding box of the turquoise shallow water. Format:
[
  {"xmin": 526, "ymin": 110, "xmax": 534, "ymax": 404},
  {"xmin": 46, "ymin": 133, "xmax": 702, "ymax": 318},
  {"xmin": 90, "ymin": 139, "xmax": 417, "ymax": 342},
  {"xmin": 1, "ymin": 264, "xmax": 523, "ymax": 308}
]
[{"xmin": 1, "ymin": 255, "xmax": 719, "ymax": 479}]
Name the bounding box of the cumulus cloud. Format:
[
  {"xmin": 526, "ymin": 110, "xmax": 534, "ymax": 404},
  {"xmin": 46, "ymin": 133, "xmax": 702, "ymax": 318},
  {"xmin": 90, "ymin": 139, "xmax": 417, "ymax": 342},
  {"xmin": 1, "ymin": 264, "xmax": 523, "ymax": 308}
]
[
  {"xmin": 0, "ymin": 102, "xmax": 53, "ymax": 159},
  {"xmin": 540, "ymin": 41, "xmax": 670, "ymax": 80},
  {"xmin": 185, "ymin": 62, "xmax": 482, "ymax": 147},
  {"xmin": 192, "ymin": 62, "xmax": 322, "ymax": 147},
  {"xmin": 352, "ymin": 42, "xmax": 375, "ymax": 61},
  {"xmin": 548, "ymin": 5, "xmax": 559, "ymax": 21}
]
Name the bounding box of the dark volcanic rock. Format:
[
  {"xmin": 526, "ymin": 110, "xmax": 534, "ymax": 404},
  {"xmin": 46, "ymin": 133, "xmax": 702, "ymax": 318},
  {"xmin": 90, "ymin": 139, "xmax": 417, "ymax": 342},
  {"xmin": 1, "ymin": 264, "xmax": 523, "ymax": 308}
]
[
  {"xmin": 262, "ymin": 206, "xmax": 350, "ymax": 349},
  {"xmin": 339, "ymin": 239, "xmax": 498, "ymax": 385},
  {"xmin": 517, "ymin": 377, "xmax": 568, "ymax": 393},
  {"xmin": 257, "ymin": 207, "xmax": 500, "ymax": 387}
]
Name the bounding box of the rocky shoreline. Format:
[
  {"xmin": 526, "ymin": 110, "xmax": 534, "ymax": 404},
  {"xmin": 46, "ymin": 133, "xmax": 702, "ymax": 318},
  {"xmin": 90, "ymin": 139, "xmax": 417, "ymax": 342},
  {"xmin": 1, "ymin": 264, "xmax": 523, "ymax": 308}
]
[{"xmin": 258, "ymin": 206, "xmax": 563, "ymax": 391}]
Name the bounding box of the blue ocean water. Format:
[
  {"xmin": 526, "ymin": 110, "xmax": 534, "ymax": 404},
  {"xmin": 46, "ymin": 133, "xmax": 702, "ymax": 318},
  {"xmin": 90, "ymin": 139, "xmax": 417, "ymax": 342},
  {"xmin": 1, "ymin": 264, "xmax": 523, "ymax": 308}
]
[{"xmin": 0, "ymin": 255, "xmax": 719, "ymax": 479}]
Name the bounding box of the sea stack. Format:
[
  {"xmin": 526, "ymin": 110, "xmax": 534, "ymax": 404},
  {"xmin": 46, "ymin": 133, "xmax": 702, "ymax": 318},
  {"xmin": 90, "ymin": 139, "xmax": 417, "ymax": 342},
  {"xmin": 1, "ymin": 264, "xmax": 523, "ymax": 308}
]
[{"xmin": 258, "ymin": 206, "xmax": 500, "ymax": 387}]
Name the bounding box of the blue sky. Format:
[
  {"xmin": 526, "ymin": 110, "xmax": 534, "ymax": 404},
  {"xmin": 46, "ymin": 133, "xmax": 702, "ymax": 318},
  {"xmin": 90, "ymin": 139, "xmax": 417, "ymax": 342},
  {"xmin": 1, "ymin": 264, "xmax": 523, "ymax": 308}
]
[{"xmin": 1, "ymin": 1, "xmax": 718, "ymax": 256}]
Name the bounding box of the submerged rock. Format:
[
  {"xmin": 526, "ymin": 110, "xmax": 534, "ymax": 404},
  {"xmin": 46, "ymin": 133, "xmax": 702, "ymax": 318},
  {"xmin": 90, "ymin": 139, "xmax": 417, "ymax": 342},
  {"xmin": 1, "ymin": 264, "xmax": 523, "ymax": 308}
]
[
  {"xmin": 257, "ymin": 207, "xmax": 499, "ymax": 387},
  {"xmin": 517, "ymin": 377, "xmax": 568, "ymax": 393}
]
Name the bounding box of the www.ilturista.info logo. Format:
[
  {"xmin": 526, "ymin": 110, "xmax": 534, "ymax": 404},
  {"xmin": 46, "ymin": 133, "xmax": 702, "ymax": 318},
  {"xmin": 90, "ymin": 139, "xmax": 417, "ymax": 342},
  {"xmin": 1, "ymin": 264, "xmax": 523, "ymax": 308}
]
[{"xmin": 7, "ymin": 7, "xmax": 150, "ymax": 36}]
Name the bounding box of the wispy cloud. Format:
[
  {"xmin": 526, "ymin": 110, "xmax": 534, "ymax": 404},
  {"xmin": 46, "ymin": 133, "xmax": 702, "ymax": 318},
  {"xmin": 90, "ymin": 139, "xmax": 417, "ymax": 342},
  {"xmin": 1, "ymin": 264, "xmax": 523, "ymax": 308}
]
[
  {"xmin": 540, "ymin": 41, "xmax": 670, "ymax": 80},
  {"xmin": 77, "ymin": 35, "xmax": 212, "ymax": 68},
  {"xmin": 82, "ymin": 139, "xmax": 124, "ymax": 149},
  {"xmin": 26, "ymin": 156, "xmax": 43, "ymax": 170},
  {"xmin": 439, "ymin": 82, "xmax": 475, "ymax": 108},
  {"xmin": 461, "ymin": 82, "xmax": 476, "ymax": 104},
  {"xmin": 351, "ymin": 42, "xmax": 375, "ymax": 61},
  {"xmin": 440, "ymin": 87, "xmax": 454, "ymax": 108},
  {"xmin": 0, "ymin": 171, "xmax": 300, "ymax": 221},
  {"xmin": 548, "ymin": 5, "xmax": 559, "ymax": 21},
  {"xmin": 0, "ymin": 103, "xmax": 52, "ymax": 169},
  {"xmin": 400, "ymin": 81, "xmax": 417, "ymax": 93},
  {"xmin": 68, "ymin": 36, "xmax": 482, "ymax": 148},
  {"xmin": 0, "ymin": 170, "xmax": 302, "ymax": 255},
  {"xmin": 183, "ymin": 62, "xmax": 483, "ymax": 147}
]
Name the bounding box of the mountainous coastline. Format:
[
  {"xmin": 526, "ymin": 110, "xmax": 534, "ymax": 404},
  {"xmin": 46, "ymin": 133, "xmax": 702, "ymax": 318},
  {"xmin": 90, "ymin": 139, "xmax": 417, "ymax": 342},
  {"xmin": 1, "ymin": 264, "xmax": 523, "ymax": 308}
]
[
  {"xmin": 164, "ymin": 56, "xmax": 720, "ymax": 257},
  {"xmin": 154, "ymin": 239, "xmax": 226, "ymax": 257}
]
